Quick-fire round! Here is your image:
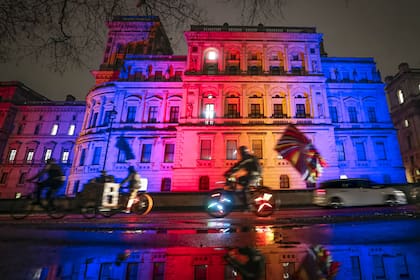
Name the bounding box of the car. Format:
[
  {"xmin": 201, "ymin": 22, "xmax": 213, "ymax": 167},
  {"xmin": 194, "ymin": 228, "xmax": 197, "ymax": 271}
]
[
  {"xmin": 313, "ymin": 178, "xmax": 407, "ymax": 208},
  {"xmin": 408, "ymin": 183, "xmax": 420, "ymax": 203}
]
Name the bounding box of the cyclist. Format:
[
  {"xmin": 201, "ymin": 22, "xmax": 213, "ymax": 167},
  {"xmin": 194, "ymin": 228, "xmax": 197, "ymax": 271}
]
[
  {"xmin": 224, "ymin": 145, "xmax": 262, "ymax": 211},
  {"xmin": 120, "ymin": 166, "xmax": 142, "ymax": 213},
  {"xmin": 27, "ymin": 158, "xmax": 65, "ymax": 208}
]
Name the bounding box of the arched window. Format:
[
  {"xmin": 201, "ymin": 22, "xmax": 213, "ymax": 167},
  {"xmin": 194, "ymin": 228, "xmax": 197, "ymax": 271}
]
[{"xmin": 199, "ymin": 176, "xmax": 210, "ymax": 191}]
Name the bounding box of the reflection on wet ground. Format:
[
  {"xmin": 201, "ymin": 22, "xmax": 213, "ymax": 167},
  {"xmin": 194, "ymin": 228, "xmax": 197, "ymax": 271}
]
[{"xmin": 0, "ymin": 217, "xmax": 419, "ymax": 279}]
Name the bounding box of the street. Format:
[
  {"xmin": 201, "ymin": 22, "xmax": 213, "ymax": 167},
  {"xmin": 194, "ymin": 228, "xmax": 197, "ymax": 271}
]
[{"xmin": 0, "ymin": 205, "xmax": 419, "ymax": 279}]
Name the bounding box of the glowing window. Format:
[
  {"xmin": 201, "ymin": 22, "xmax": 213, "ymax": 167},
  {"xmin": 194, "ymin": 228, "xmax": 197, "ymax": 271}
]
[
  {"xmin": 206, "ymin": 50, "xmax": 217, "ymax": 60},
  {"xmin": 44, "ymin": 149, "xmax": 52, "ymax": 161},
  {"xmin": 26, "ymin": 150, "xmax": 34, "ymax": 163},
  {"xmin": 204, "ymin": 104, "xmax": 215, "ymax": 119},
  {"xmin": 68, "ymin": 124, "xmax": 75, "ymax": 135},
  {"xmin": 397, "ymin": 89, "xmax": 405, "ymax": 104},
  {"xmin": 8, "ymin": 149, "xmax": 17, "ymax": 162},
  {"xmin": 61, "ymin": 150, "xmax": 69, "ymax": 163},
  {"xmin": 51, "ymin": 124, "xmax": 59, "ymax": 135},
  {"xmin": 404, "ymin": 119, "xmax": 409, "ymax": 127}
]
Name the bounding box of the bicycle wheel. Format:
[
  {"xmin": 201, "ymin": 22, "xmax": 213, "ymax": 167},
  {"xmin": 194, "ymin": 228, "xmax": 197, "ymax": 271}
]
[
  {"xmin": 205, "ymin": 189, "xmax": 234, "ymax": 218},
  {"xmin": 251, "ymin": 187, "xmax": 275, "ymax": 217},
  {"xmin": 132, "ymin": 193, "xmax": 153, "ymax": 215},
  {"xmin": 46, "ymin": 202, "xmax": 67, "ymax": 219},
  {"xmin": 10, "ymin": 196, "xmax": 33, "ymax": 220},
  {"xmin": 80, "ymin": 200, "xmax": 97, "ymax": 219}
]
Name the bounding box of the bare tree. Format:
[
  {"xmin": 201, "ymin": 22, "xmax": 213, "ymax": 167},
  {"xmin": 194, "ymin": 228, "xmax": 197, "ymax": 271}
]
[
  {"xmin": 3, "ymin": 0, "xmax": 345, "ymax": 72},
  {"xmin": 0, "ymin": 0, "xmax": 205, "ymax": 73}
]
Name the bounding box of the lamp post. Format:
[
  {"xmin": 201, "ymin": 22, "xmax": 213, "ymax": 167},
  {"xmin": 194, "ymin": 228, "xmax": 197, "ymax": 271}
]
[{"xmin": 102, "ymin": 109, "xmax": 117, "ymax": 172}]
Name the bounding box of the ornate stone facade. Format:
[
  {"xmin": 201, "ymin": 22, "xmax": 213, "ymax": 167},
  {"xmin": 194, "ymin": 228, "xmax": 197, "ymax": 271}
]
[{"xmin": 0, "ymin": 16, "xmax": 407, "ymax": 198}]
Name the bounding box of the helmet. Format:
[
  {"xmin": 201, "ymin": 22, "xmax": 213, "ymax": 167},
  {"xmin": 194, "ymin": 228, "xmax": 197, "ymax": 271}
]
[{"xmin": 238, "ymin": 145, "xmax": 249, "ymax": 157}]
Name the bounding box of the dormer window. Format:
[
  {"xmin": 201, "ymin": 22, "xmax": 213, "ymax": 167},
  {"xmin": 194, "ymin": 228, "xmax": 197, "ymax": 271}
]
[{"xmin": 397, "ymin": 89, "xmax": 405, "ymax": 104}]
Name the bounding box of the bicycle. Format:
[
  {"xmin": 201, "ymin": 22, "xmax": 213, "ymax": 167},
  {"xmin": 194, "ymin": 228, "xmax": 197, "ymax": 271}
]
[
  {"xmin": 10, "ymin": 182, "xmax": 67, "ymax": 220},
  {"xmin": 77, "ymin": 182, "xmax": 153, "ymax": 218},
  {"xmin": 205, "ymin": 177, "xmax": 275, "ymax": 218}
]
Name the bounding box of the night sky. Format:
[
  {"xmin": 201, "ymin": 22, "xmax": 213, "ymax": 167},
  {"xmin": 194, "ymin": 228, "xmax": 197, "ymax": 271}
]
[{"xmin": 1, "ymin": 0, "xmax": 419, "ymax": 101}]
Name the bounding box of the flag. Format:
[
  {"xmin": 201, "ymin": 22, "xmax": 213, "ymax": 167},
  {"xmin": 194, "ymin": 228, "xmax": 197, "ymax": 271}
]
[{"xmin": 274, "ymin": 124, "xmax": 327, "ymax": 183}]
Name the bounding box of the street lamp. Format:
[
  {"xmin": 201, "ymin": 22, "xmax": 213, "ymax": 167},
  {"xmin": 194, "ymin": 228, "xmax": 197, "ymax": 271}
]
[{"xmin": 102, "ymin": 109, "xmax": 118, "ymax": 172}]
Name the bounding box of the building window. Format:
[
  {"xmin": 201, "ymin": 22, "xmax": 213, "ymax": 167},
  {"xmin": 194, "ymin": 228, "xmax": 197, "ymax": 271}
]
[
  {"xmin": 17, "ymin": 124, "xmax": 23, "ymax": 135},
  {"xmin": 61, "ymin": 149, "xmax": 70, "ymax": 163},
  {"xmin": 372, "ymin": 255, "xmax": 386, "ymax": 279},
  {"xmin": 329, "ymin": 106, "xmax": 338, "ymax": 122},
  {"xmin": 404, "ymin": 119, "xmax": 409, "ymax": 127},
  {"xmin": 355, "ymin": 142, "xmax": 366, "ymax": 161},
  {"xmin": 126, "ymin": 263, "xmax": 139, "ymax": 280},
  {"xmin": 396, "ymin": 254, "xmax": 410, "ymax": 279},
  {"xmin": 148, "ymin": 106, "xmax": 158, "ymax": 123},
  {"xmin": 0, "ymin": 172, "xmax": 8, "ymax": 184},
  {"xmin": 8, "ymin": 149, "xmax": 17, "ymax": 162},
  {"xmin": 169, "ymin": 106, "xmax": 179, "ymax": 123},
  {"xmin": 103, "ymin": 110, "xmax": 113, "ymax": 126},
  {"xmin": 34, "ymin": 124, "xmax": 41, "ymax": 135},
  {"xmin": 194, "ymin": 264, "xmax": 208, "ymax": 280},
  {"xmin": 141, "ymin": 144, "xmax": 152, "ymax": 163},
  {"xmin": 226, "ymin": 104, "xmax": 239, "ymax": 118},
  {"xmin": 68, "ymin": 124, "xmax": 76, "ymax": 135},
  {"xmin": 204, "ymin": 103, "xmax": 215, "ymax": 123},
  {"xmin": 51, "ymin": 124, "xmax": 59, "ymax": 135},
  {"xmin": 252, "ymin": 140, "xmax": 263, "ymax": 159},
  {"xmin": 118, "ymin": 148, "xmax": 127, "ymax": 163},
  {"xmin": 296, "ymin": 104, "xmax": 306, "ymax": 118},
  {"xmin": 348, "ymin": 106, "xmax": 358, "ymax": 122},
  {"xmin": 397, "ymin": 89, "xmax": 405, "ymax": 104},
  {"xmin": 226, "ymin": 140, "xmax": 237, "ymax": 160},
  {"xmin": 250, "ymin": 104, "xmax": 261, "ymax": 118},
  {"xmin": 337, "ymin": 143, "xmax": 346, "ymax": 161},
  {"xmin": 199, "ymin": 176, "xmax": 210, "ymax": 191},
  {"xmin": 161, "ymin": 178, "xmax": 171, "ymax": 192},
  {"xmin": 317, "ymin": 103, "xmax": 324, "ymax": 117},
  {"xmin": 273, "ymin": 104, "xmax": 283, "ymax": 118},
  {"xmin": 44, "ymin": 148, "xmax": 52, "ymax": 161},
  {"xmin": 164, "ymin": 144, "xmax": 175, "ymax": 163},
  {"xmin": 18, "ymin": 172, "xmax": 27, "ymax": 185},
  {"xmin": 152, "ymin": 262, "xmax": 165, "ymax": 280},
  {"xmin": 91, "ymin": 112, "xmax": 98, "ymax": 127},
  {"xmin": 26, "ymin": 149, "xmax": 34, "ymax": 163},
  {"xmin": 92, "ymin": 147, "xmax": 102, "ymax": 165},
  {"xmin": 200, "ymin": 140, "xmax": 212, "ymax": 160},
  {"xmin": 99, "ymin": 263, "xmax": 112, "ymax": 280},
  {"xmin": 374, "ymin": 142, "xmax": 387, "ymax": 160},
  {"xmin": 367, "ymin": 107, "xmax": 377, "ymax": 122},
  {"xmin": 126, "ymin": 106, "xmax": 137, "ymax": 123},
  {"xmin": 350, "ymin": 256, "xmax": 361, "ymax": 280},
  {"xmin": 79, "ymin": 148, "xmax": 86, "ymax": 166},
  {"xmin": 280, "ymin": 175, "xmax": 290, "ymax": 188}
]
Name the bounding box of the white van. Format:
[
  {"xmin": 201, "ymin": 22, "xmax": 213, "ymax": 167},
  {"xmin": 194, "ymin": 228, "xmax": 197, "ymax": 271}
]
[{"xmin": 313, "ymin": 178, "xmax": 407, "ymax": 208}]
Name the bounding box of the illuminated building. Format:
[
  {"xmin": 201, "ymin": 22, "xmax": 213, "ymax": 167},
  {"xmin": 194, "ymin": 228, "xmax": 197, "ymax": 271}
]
[
  {"xmin": 0, "ymin": 82, "xmax": 85, "ymax": 198},
  {"xmin": 385, "ymin": 63, "xmax": 420, "ymax": 183},
  {"xmin": 0, "ymin": 16, "xmax": 407, "ymax": 198}
]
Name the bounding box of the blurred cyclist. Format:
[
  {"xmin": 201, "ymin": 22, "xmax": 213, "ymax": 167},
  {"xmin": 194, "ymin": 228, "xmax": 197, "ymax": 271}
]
[
  {"xmin": 224, "ymin": 145, "xmax": 262, "ymax": 210},
  {"xmin": 27, "ymin": 158, "xmax": 65, "ymax": 208}
]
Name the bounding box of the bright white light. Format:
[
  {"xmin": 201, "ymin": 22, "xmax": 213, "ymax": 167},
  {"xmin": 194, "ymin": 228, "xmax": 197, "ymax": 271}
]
[
  {"xmin": 207, "ymin": 50, "xmax": 217, "ymax": 60},
  {"xmin": 339, "ymin": 175, "xmax": 348, "ymax": 179}
]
